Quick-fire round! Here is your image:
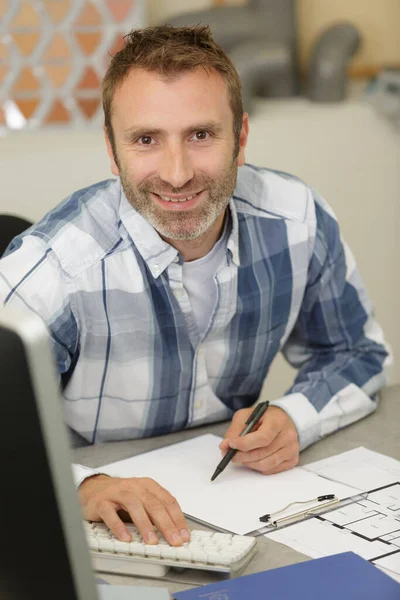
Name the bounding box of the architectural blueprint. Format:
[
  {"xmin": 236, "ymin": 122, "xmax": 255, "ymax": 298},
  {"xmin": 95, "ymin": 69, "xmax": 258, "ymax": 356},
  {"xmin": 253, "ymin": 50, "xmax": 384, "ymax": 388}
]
[{"xmin": 268, "ymin": 479, "xmax": 400, "ymax": 581}]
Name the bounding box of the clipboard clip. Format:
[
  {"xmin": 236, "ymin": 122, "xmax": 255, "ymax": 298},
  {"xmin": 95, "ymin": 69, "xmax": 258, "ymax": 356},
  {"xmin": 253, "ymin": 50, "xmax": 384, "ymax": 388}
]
[{"xmin": 259, "ymin": 494, "xmax": 339, "ymax": 526}]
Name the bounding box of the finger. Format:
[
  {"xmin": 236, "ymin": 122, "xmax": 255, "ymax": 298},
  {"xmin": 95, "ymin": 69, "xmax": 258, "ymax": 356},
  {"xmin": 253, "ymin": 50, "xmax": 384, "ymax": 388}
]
[
  {"xmin": 232, "ymin": 445, "xmax": 277, "ymax": 466},
  {"xmin": 229, "ymin": 424, "xmax": 278, "ymax": 453},
  {"xmin": 96, "ymin": 499, "xmax": 133, "ymax": 542},
  {"xmin": 219, "ymin": 438, "xmax": 230, "ymax": 452},
  {"xmin": 228, "ymin": 407, "xmax": 295, "ymax": 452},
  {"xmin": 122, "ymin": 493, "xmax": 160, "ymax": 544},
  {"xmin": 232, "ymin": 427, "xmax": 295, "ymax": 465},
  {"xmin": 157, "ymin": 491, "xmax": 191, "ymax": 542},
  {"xmin": 244, "ymin": 444, "xmax": 299, "ymax": 475},
  {"xmin": 137, "ymin": 490, "xmax": 185, "ymax": 546},
  {"xmin": 263, "ymin": 456, "xmax": 299, "ymax": 475},
  {"xmin": 142, "ymin": 478, "xmax": 190, "ymax": 542},
  {"xmin": 218, "ymin": 408, "xmax": 254, "ymax": 450}
]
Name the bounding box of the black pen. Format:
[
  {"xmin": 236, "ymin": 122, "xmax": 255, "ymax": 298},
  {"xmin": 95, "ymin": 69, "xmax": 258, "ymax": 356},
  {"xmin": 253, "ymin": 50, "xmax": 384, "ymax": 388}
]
[{"xmin": 211, "ymin": 401, "xmax": 270, "ymax": 482}]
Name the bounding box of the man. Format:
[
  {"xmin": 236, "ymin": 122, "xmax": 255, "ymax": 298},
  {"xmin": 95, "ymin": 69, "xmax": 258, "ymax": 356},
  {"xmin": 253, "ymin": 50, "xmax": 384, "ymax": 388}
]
[{"xmin": 0, "ymin": 26, "xmax": 390, "ymax": 548}]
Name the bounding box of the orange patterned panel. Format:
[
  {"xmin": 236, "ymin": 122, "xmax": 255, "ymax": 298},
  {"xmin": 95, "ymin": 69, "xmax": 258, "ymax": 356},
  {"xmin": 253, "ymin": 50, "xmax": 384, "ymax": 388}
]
[
  {"xmin": 105, "ymin": 0, "xmax": 135, "ymax": 23},
  {"xmin": 0, "ymin": 41, "xmax": 9, "ymax": 61},
  {"xmin": 0, "ymin": 66, "xmax": 7, "ymax": 85},
  {"xmin": 0, "ymin": 0, "xmax": 8, "ymax": 21},
  {"xmin": 76, "ymin": 65, "xmax": 101, "ymax": 90},
  {"xmin": 11, "ymin": 2, "xmax": 40, "ymax": 28},
  {"xmin": 43, "ymin": 33, "xmax": 72, "ymax": 61},
  {"xmin": 3, "ymin": 0, "xmax": 143, "ymax": 129},
  {"xmin": 15, "ymin": 98, "xmax": 40, "ymax": 119},
  {"xmin": 12, "ymin": 32, "xmax": 40, "ymax": 57},
  {"xmin": 110, "ymin": 32, "xmax": 126, "ymax": 55},
  {"xmin": 44, "ymin": 65, "xmax": 71, "ymax": 88},
  {"xmin": 76, "ymin": 97, "xmax": 100, "ymax": 119},
  {"xmin": 12, "ymin": 67, "xmax": 40, "ymax": 92},
  {"xmin": 75, "ymin": 1, "xmax": 102, "ymax": 26},
  {"xmin": 42, "ymin": 0, "xmax": 72, "ymax": 25},
  {"xmin": 74, "ymin": 31, "xmax": 102, "ymax": 56},
  {"xmin": 45, "ymin": 99, "xmax": 70, "ymax": 123}
]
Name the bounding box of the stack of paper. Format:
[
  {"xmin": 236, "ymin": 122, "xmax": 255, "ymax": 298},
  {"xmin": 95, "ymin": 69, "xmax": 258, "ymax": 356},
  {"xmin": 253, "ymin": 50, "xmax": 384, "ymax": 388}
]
[
  {"xmin": 268, "ymin": 447, "xmax": 400, "ymax": 583},
  {"xmin": 101, "ymin": 434, "xmax": 358, "ymax": 535}
]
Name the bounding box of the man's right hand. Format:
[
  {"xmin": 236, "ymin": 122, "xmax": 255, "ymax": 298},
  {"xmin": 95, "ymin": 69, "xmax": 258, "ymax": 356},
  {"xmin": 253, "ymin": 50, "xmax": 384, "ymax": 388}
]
[{"xmin": 79, "ymin": 474, "xmax": 190, "ymax": 546}]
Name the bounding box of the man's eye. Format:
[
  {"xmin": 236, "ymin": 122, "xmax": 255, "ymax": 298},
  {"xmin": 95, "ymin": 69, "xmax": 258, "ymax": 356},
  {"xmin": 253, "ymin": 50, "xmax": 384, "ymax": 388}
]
[
  {"xmin": 138, "ymin": 136, "xmax": 153, "ymax": 145},
  {"xmin": 194, "ymin": 131, "xmax": 210, "ymax": 141}
]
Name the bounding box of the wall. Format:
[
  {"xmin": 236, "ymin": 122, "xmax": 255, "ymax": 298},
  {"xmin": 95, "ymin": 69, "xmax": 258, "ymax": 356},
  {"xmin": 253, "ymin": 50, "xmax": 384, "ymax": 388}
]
[
  {"xmin": 148, "ymin": 0, "xmax": 400, "ymax": 75},
  {"xmin": 296, "ymin": 0, "xmax": 400, "ymax": 75}
]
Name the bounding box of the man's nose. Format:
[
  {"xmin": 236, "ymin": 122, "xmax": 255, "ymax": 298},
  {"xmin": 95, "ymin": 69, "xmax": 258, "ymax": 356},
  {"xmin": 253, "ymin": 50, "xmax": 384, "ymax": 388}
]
[{"xmin": 158, "ymin": 144, "xmax": 194, "ymax": 190}]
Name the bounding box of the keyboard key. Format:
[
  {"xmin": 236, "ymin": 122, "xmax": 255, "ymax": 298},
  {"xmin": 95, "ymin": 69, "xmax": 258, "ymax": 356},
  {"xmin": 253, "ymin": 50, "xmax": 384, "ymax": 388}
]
[
  {"xmin": 129, "ymin": 542, "xmax": 145, "ymax": 556},
  {"xmin": 145, "ymin": 545, "xmax": 161, "ymax": 558},
  {"xmin": 160, "ymin": 546, "xmax": 176, "ymax": 559}
]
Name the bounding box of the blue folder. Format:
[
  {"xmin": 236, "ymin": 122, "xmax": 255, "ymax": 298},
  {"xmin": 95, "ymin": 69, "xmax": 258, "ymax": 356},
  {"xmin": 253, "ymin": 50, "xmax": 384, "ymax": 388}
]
[{"xmin": 173, "ymin": 552, "xmax": 400, "ymax": 599}]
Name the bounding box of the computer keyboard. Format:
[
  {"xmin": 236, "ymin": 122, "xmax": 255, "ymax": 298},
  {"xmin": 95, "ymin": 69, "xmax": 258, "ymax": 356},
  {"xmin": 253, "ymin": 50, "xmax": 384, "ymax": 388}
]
[{"xmin": 84, "ymin": 522, "xmax": 257, "ymax": 579}]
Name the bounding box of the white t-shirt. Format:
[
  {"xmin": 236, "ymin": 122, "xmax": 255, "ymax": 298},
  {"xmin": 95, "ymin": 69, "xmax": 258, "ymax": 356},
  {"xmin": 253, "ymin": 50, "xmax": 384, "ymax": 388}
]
[{"xmin": 182, "ymin": 220, "xmax": 229, "ymax": 339}]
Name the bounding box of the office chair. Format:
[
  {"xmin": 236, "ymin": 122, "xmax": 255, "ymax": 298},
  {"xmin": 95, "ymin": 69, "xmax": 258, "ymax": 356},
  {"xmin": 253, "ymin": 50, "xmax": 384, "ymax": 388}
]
[{"xmin": 0, "ymin": 214, "xmax": 33, "ymax": 257}]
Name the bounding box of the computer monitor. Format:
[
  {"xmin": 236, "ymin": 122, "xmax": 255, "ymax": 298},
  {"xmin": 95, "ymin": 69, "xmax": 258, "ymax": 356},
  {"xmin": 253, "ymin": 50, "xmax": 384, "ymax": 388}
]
[{"xmin": 0, "ymin": 306, "xmax": 99, "ymax": 599}]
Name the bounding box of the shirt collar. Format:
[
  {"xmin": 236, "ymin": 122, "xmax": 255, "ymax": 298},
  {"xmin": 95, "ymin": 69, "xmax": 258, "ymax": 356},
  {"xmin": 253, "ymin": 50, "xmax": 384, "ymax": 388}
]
[
  {"xmin": 226, "ymin": 198, "xmax": 240, "ymax": 266},
  {"xmin": 119, "ymin": 184, "xmax": 178, "ymax": 278}
]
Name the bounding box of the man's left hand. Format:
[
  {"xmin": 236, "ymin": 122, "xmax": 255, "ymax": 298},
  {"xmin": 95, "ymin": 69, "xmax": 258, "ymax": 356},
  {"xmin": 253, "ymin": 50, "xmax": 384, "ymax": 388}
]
[{"xmin": 218, "ymin": 406, "xmax": 300, "ymax": 475}]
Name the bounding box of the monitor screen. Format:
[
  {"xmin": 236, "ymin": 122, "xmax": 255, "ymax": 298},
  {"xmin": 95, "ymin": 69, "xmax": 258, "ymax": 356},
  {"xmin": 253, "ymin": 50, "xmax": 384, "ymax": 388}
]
[{"xmin": 0, "ymin": 307, "xmax": 98, "ymax": 600}]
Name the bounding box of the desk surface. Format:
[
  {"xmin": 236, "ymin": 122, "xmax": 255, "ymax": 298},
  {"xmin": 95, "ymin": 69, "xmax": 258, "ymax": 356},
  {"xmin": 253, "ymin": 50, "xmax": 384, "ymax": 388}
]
[{"xmin": 73, "ymin": 385, "xmax": 399, "ymax": 595}]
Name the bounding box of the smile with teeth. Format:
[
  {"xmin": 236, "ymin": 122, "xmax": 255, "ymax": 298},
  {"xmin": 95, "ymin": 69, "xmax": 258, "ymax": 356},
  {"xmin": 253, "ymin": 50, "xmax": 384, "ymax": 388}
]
[{"xmin": 156, "ymin": 192, "xmax": 200, "ymax": 203}]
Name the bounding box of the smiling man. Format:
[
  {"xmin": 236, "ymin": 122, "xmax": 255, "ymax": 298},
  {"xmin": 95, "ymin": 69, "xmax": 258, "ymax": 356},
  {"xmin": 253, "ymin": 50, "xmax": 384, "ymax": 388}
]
[
  {"xmin": 0, "ymin": 26, "xmax": 391, "ymax": 548},
  {"xmin": 105, "ymin": 66, "xmax": 241, "ymax": 260}
]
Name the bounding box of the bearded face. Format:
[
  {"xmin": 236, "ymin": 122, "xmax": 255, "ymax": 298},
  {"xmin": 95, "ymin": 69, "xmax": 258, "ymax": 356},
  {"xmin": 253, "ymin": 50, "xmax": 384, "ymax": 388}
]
[
  {"xmin": 119, "ymin": 154, "xmax": 238, "ymax": 241},
  {"xmin": 105, "ymin": 67, "xmax": 247, "ymax": 247}
]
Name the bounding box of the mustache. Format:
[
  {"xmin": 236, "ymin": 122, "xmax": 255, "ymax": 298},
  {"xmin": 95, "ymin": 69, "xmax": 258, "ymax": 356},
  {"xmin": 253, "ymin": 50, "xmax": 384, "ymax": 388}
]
[
  {"xmin": 139, "ymin": 176, "xmax": 213, "ymax": 197},
  {"xmin": 151, "ymin": 189, "xmax": 201, "ymax": 197}
]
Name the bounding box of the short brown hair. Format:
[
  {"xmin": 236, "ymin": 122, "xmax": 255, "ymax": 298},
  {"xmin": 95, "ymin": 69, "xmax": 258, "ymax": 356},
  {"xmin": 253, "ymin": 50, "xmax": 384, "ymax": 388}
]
[{"xmin": 102, "ymin": 25, "xmax": 243, "ymax": 158}]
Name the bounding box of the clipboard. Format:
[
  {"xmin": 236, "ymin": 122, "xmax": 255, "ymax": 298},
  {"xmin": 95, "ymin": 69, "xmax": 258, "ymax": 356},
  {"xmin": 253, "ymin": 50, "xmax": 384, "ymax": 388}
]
[{"xmin": 248, "ymin": 492, "xmax": 369, "ymax": 536}]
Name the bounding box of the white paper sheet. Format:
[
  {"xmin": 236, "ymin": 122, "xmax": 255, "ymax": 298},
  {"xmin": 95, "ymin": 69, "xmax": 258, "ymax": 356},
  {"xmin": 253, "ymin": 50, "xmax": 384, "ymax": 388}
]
[
  {"xmin": 349, "ymin": 514, "xmax": 400, "ymax": 539},
  {"xmin": 304, "ymin": 447, "xmax": 400, "ymax": 490},
  {"xmin": 382, "ymin": 532, "xmax": 400, "ymax": 546},
  {"xmin": 320, "ymin": 498, "xmax": 379, "ymax": 525},
  {"xmin": 268, "ymin": 517, "xmax": 391, "ymax": 560},
  {"xmin": 267, "ymin": 480, "xmax": 400, "ymax": 576},
  {"xmin": 374, "ymin": 555, "xmax": 400, "ymax": 580},
  {"xmin": 101, "ymin": 434, "xmax": 357, "ymax": 535}
]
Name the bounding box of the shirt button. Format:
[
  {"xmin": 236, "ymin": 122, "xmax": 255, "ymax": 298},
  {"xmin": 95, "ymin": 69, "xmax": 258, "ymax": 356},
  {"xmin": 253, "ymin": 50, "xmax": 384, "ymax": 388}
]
[
  {"xmin": 173, "ymin": 288, "xmax": 184, "ymax": 299},
  {"xmin": 173, "ymin": 255, "xmax": 179, "ymax": 263},
  {"xmin": 152, "ymin": 264, "xmax": 160, "ymax": 277},
  {"xmin": 194, "ymin": 400, "xmax": 202, "ymax": 410}
]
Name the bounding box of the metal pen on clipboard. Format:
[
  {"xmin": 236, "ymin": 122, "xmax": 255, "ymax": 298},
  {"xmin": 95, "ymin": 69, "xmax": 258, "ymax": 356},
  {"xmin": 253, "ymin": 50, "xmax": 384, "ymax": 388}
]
[{"xmin": 259, "ymin": 494, "xmax": 340, "ymax": 527}]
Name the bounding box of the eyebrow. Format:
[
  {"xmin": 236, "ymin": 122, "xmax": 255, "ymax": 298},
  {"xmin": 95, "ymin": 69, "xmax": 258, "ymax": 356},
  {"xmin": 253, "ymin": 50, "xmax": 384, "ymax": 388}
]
[{"xmin": 123, "ymin": 121, "xmax": 224, "ymax": 140}]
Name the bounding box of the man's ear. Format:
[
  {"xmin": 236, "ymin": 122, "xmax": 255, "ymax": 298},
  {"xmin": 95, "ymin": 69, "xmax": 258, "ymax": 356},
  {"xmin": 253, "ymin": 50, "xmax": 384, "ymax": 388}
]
[
  {"xmin": 237, "ymin": 113, "xmax": 249, "ymax": 167},
  {"xmin": 104, "ymin": 125, "xmax": 120, "ymax": 176}
]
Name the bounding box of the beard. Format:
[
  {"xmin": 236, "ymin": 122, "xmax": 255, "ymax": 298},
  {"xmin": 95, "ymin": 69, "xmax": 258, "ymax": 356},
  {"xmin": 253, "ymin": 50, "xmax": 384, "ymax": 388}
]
[{"xmin": 119, "ymin": 156, "xmax": 238, "ymax": 241}]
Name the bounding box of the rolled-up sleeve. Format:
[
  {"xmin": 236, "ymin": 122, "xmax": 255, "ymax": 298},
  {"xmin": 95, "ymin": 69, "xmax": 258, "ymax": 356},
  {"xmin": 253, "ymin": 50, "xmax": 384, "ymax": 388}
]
[{"xmin": 271, "ymin": 191, "xmax": 392, "ymax": 450}]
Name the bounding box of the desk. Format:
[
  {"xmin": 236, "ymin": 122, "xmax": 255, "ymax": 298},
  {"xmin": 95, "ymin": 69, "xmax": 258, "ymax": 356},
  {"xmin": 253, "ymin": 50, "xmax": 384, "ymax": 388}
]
[{"xmin": 73, "ymin": 385, "xmax": 400, "ymax": 595}]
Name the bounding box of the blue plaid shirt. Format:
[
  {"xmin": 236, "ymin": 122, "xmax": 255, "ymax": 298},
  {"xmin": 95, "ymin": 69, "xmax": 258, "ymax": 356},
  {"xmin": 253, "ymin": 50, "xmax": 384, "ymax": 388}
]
[{"xmin": 0, "ymin": 164, "xmax": 391, "ymax": 449}]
